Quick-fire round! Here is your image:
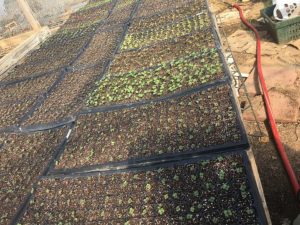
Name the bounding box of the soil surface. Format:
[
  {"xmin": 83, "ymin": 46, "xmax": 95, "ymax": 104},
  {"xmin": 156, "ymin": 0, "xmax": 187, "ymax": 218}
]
[
  {"xmin": 0, "ymin": 128, "xmax": 67, "ymax": 225},
  {"xmin": 0, "ymin": 0, "xmax": 278, "ymax": 224},
  {"xmin": 56, "ymin": 84, "xmax": 242, "ymax": 170},
  {"xmin": 209, "ymin": 0, "xmax": 300, "ymax": 223},
  {"xmin": 246, "ymin": 121, "xmax": 300, "ymax": 225},
  {"xmin": 22, "ymin": 154, "xmax": 265, "ymax": 225}
]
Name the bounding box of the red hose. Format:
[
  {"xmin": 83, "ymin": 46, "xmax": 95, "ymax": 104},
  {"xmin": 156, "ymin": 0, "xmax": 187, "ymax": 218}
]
[{"xmin": 233, "ymin": 4, "xmax": 300, "ymax": 202}]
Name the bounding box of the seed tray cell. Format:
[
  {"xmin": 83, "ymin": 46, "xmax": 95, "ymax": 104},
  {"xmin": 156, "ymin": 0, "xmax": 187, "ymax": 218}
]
[
  {"xmin": 0, "ymin": 127, "xmax": 67, "ymax": 225},
  {"xmin": 110, "ymin": 30, "xmax": 216, "ymax": 74},
  {"xmin": 130, "ymin": 0, "xmax": 207, "ymax": 33},
  {"xmin": 135, "ymin": 0, "xmax": 199, "ymax": 18},
  {"xmin": 87, "ymin": 48, "xmax": 224, "ymax": 107},
  {"xmin": 23, "ymin": 64, "xmax": 105, "ymax": 127},
  {"xmin": 73, "ymin": 26, "xmax": 124, "ymax": 69},
  {"xmin": 0, "ymin": 72, "xmax": 59, "ymax": 106},
  {"xmin": 121, "ymin": 13, "xmax": 211, "ymax": 51},
  {"xmin": 56, "ymin": 84, "xmax": 245, "ymax": 170},
  {"xmin": 0, "ymin": 97, "xmax": 38, "ymax": 129},
  {"xmin": 20, "ymin": 153, "xmax": 266, "ymax": 225}
]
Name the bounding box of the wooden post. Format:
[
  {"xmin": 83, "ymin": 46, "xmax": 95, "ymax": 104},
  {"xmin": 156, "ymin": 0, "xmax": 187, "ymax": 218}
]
[{"xmin": 17, "ymin": 0, "xmax": 41, "ymax": 31}]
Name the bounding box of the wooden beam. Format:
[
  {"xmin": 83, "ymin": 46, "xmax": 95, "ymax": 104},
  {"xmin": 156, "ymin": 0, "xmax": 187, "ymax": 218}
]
[
  {"xmin": 17, "ymin": 0, "xmax": 41, "ymax": 31},
  {"xmin": 0, "ymin": 27, "xmax": 50, "ymax": 80}
]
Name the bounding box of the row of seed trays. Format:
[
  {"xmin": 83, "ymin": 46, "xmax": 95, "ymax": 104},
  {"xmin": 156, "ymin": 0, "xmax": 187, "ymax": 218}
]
[
  {"xmin": 0, "ymin": 0, "xmax": 130, "ymax": 129},
  {"xmin": 87, "ymin": 1, "xmax": 219, "ymax": 107},
  {"xmin": 56, "ymin": 0, "xmax": 268, "ymax": 224},
  {"xmin": 0, "ymin": 128, "xmax": 67, "ymax": 225},
  {"xmin": 0, "ymin": 1, "xmax": 129, "ymax": 223},
  {"xmin": 55, "ymin": 84, "xmax": 246, "ymax": 171},
  {"xmin": 0, "ymin": 0, "xmax": 269, "ymax": 224},
  {"xmin": 1, "ymin": 25, "xmax": 96, "ymax": 84},
  {"xmin": 0, "ymin": 0, "xmax": 115, "ymax": 85},
  {"xmin": 20, "ymin": 0, "xmax": 135, "ymax": 127}
]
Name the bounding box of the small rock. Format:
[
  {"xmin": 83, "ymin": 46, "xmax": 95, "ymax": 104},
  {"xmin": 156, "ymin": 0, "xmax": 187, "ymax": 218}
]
[{"xmin": 259, "ymin": 136, "xmax": 269, "ymax": 143}]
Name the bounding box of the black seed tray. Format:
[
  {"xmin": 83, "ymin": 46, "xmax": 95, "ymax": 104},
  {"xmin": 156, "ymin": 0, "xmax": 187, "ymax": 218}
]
[
  {"xmin": 72, "ymin": 25, "xmax": 125, "ymax": 70},
  {"xmin": 134, "ymin": 0, "xmax": 202, "ymax": 19},
  {"xmin": 103, "ymin": 0, "xmax": 138, "ymax": 26},
  {"xmin": 110, "ymin": 28, "xmax": 216, "ymax": 74},
  {"xmin": 0, "ymin": 126, "xmax": 69, "ymax": 225},
  {"xmin": 0, "ymin": 68, "xmax": 64, "ymax": 88},
  {"xmin": 121, "ymin": 13, "xmax": 211, "ymax": 51},
  {"xmin": 19, "ymin": 151, "xmax": 267, "ymax": 225},
  {"xmin": 53, "ymin": 82, "xmax": 248, "ymax": 173},
  {"xmin": 0, "ymin": 96, "xmax": 39, "ymax": 130},
  {"xmin": 0, "ymin": 71, "xmax": 60, "ymax": 106},
  {"xmin": 60, "ymin": 4, "xmax": 111, "ymax": 30},
  {"xmin": 42, "ymin": 24, "xmax": 98, "ymax": 49},
  {"xmin": 87, "ymin": 47, "xmax": 228, "ymax": 107},
  {"xmin": 21, "ymin": 63, "xmax": 106, "ymax": 127},
  {"xmin": 129, "ymin": 1, "xmax": 208, "ymax": 33},
  {"xmin": 1, "ymin": 60, "xmax": 65, "ymax": 84}
]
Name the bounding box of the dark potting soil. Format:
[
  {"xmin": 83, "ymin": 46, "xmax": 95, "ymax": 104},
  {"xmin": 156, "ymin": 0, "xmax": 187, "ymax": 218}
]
[
  {"xmin": 0, "ymin": 97, "xmax": 38, "ymax": 129},
  {"xmin": 57, "ymin": 84, "xmax": 242, "ymax": 170},
  {"xmin": 0, "ymin": 127, "xmax": 67, "ymax": 225},
  {"xmin": 72, "ymin": 26, "xmax": 124, "ymax": 69},
  {"xmin": 110, "ymin": 31, "xmax": 216, "ymax": 74},
  {"xmin": 130, "ymin": 0, "xmax": 207, "ymax": 33},
  {"xmin": 0, "ymin": 72, "xmax": 59, "ymax": 105},
  {"xmin": 21, "ymin": 154, "xmax": 263, "ymax": 225},
  {"xmin": 87, "ymin": 49, "xmax": 224, "ymax": 107},
  {"xmin": 23, "ymin": 64, "xmax": 104, "ymax": 126}
]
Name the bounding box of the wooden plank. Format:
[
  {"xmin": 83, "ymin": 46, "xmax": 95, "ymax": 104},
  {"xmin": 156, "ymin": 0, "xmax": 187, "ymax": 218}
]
[
  {"xmin": 17, "ymin": 0, "xmax": 41, "ymax": 31},
  {"xmin": 247, "ymin": 149, "xmax": 273, "ymax": 225},
  {"xmin": 0, "ymin": 27, "xmax": 50, "ymax": 81}
]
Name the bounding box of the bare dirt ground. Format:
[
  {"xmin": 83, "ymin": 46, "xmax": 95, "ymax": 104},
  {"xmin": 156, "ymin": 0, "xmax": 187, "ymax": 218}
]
[{"xmin": 209, "ymin": 0, "xmax": 300, "ymax": 224}]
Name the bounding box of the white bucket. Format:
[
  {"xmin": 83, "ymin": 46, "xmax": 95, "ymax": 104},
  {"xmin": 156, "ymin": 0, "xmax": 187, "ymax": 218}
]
[{"xmin": 273, "ymin": 0, "xmax": 300, "ymax": 20}]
